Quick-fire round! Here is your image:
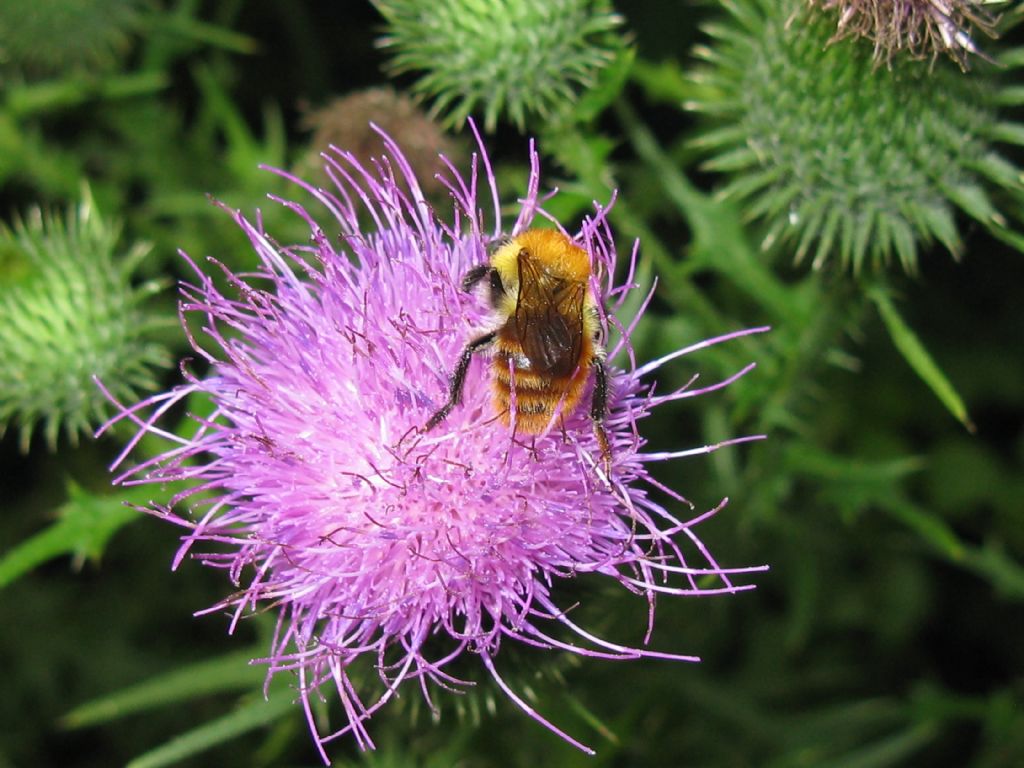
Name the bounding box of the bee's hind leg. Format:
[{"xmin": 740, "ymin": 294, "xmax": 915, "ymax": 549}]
[{"xmin": 590, "ymin": 358, "xmax": 612, "ymax": 475}]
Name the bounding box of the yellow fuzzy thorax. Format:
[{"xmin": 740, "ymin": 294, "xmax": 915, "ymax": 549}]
[{"xmin": 491, "ymin": 229, "xmax": 595, "ymax": 318}]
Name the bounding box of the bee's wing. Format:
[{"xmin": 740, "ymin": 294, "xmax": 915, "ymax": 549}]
[{"xmin": 515, "ymin": 252, "xmax": 585, "ymax": 376}]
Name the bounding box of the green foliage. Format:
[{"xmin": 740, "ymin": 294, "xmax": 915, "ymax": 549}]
[
  {"xmin": 61, "ymin": 648, "xmax": 268, "ymax": 729},
  {"xmin": 0, "ymin": 191, "xmax": 170, "ymax": 450},
  {"xmin": 688, "ymin": 0, "xmax": 1024, "ymax": 272},
  {"xmin": 122, "ymin": 683, "xmax": 297, "ymax": 768},
  {"xmin": 0, "ymin": 0, "xmax": 146, "ymax": 73},
  {"xmin": 372, "ymin": 0, "xmax": 626, "ymax": 131},
  {"xmin": 0, "ymin": 480, "xmax": 141, "ymax": 588},
  {"xmin": 868, "ymin": 284, "xmax": 972, "ymax": 430}
]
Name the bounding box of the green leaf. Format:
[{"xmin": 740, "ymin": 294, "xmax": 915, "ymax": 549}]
[
  {"xmin": 875, "ymin": 496, "xmax": 1024, "ymax": 599},
  {"xmin": 62, "ymin": 649, "xmax": 267, "ymax": 728},
  {"xmin": 0, "ymin": 481, "xmax": 144, "ymax": 589},
  {"xmin": 0, "ymin": 113, "xmax": 83, "ymax": 197},
  {"xmin": 125, "ymin": 682, "xmax": 297, "ymax": 768},
  {"xmin": 959, "ymin": 540, "xmax": 1024, "ymax": 600},
  {"xmin": 774, "ymin": 697, "xmax": 907, "ymax": 756},
  {"xmin": 191, "ymin": 63, "xmax": 286, "ymax": 181},
  {"xmin": 570, "ymin": 46, "xmax": 635, "ymax": 124},
  {"xmin": 880, "ymin": 498, "xmax": 965, "ymax": 561},
  {"xmin": 540, "ymin": 128, "xmax": 616, "ymax": 198},
  {"xmin": 4, "ymin": 71, "xmax": 169, "ymax": 118},
  {"xmin": 155, "ymin": 14, "xmax": 260, "ymax": 55},
  {"xmin": 868, "ymin": 287, "xmax": 973, "ymax": 431},
  {"xmin": 564, "ymin": 695, "xmax": 620, "ymax": 746},
  {"xmin": 630, "ymin": 57, "xmax": 697, "ymax": 105},
  {"xmin": 785, "ymin": 445, "xmax": 924, "ymax": 485},
  {"xmin": 819, "ymin": 722, "xmax": 937, "ymax": 768}
]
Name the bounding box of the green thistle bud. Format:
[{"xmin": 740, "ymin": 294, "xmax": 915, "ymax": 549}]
[
  {"xmin": 0, "ymin": 0, "xmax": 144, "ymax": 73},
  {"xmin": 688, "ymin": 0, "xmax": 1024, "ymax": 273},
  {"xmin": 809, "ymin": 0, "xmax": 1001, "ymax": 69},
  {"xmin": 372, "ymin": 0, "xmax": 625, "ymax": 131},
  {"xmin": 0, "ymin": 192, "xmax": 170, "ymax": 451}
]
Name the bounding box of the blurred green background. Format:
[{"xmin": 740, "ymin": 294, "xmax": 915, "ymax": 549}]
[{"xmin": 1, "ymin": 1, "xmax": 1022, "ymax": 766}]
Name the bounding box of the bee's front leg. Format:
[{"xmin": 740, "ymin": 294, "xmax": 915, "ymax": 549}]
[
  {"xmin": 461, "ymin": 265, "xmax": 492, "ymax": 291},
  {"xmin": 424, "ymin": 331, "xmax": 497, "ymax": 431}
]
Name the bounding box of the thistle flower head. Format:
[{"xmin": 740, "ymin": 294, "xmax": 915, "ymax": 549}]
[
  {"xmin": 0, "ymin": 0, "xmax": 144, "ymax": 72},
  {"xmin": 0, "ymin": 192, "xmax": 169, "ymax": 451},
  {"xmin": 101, "ymin": 126, "xmax": 766, "ymax": 760},
  {"xmin": 808, "ymin": 0, "xmax": 1002, "ymax": 68},
  {"xmin": 689, "ymin": 0, "xmax": 1024, "ymax": 272},
  {"xmin": 372, "ymin": 0, "xmax": 625, "ymax": 131}
]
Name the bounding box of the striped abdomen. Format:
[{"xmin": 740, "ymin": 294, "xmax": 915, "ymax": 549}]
[{"xmin": 490, "ymin": 334, "xmax": 594, "ymax": 434}]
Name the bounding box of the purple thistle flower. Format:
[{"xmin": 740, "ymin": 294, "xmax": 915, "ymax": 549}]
[{"xmin": 99, "ymin": 124, "xmax": 768, "ymax": 761}]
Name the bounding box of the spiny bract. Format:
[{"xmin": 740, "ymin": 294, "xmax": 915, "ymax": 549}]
[
  {"xmin": 688, "ymin": 0, "xmax": 1024, "ymax": 272},
  {"xmin": 0, "ymin": 193, "xmax": 169, "ymax": 450},
  {"xmin": 372, "ymin": 0, "xmax": 625, "ymax": 131}
]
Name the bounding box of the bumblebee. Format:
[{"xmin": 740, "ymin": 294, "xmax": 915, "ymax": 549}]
[{"xmin": 425, "ymin": 228, "xmax": 611, "ymax": 469}]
